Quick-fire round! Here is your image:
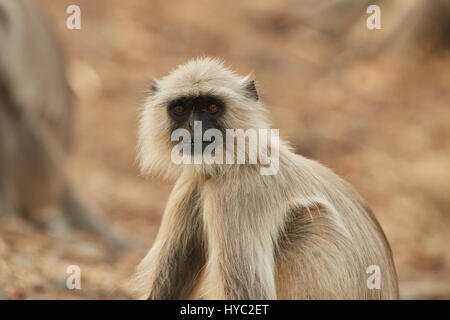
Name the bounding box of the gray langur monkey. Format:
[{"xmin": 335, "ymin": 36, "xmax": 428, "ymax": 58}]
[
  {"xmin": 0, "ymin": 0, "xmax": 126, "ymax": 250},
  {"xmin": 135, "ymin": 57, "xmax": 399, "ymax": 299},
  {"xmin": 0, "ymin": 0, "xmax": 72, "ymax": 220}
]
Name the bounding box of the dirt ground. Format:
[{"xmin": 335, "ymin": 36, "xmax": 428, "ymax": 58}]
[{"xmin": 0, "ymin": 0, "xmax": 449, "ymax": 299}]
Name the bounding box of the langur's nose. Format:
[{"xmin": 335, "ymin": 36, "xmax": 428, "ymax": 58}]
[{"xmin": 189, "ymin": 112, "xmax": 201, "ymax": 130}]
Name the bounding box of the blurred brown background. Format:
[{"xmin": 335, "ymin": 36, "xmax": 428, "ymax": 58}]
[{"xmin": 0, "ymin": 0, "xmax": 449, "ymax": 299}]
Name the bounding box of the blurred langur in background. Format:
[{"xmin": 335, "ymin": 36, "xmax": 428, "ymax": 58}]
[
  {"xmin": 0, "ymin": 0, "xmax": 126, "ymax": 250},
  {"xmin": 0, "ymin": 0, "xmax": 71, "ymax": 221}
]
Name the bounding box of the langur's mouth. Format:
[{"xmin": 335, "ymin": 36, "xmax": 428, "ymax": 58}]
[
  {"xmin": 176, "ymin": 141, "xmax": 213, "ymax": 146},
  {"xmin": 192, "ymin": 141, "xmax": 213, "ymax": 152}
]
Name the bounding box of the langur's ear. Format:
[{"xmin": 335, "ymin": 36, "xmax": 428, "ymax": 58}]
[
  {"xmin": 150, "ymin": 81, "xmax": 159, "ymax": 95},
  {"xmin": 243, "ymin": 79, "xmax": 258, "ymax": 101}
]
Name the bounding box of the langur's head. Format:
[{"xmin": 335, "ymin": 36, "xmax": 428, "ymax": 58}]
[{"xmin": 138, "ymin": 57, "xmax": 270, "ymax": 178}]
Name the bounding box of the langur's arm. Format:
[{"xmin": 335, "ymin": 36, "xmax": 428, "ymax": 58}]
[{"xmin": 136, "ymin": 177, "xmax": 205, "ymax": 299}]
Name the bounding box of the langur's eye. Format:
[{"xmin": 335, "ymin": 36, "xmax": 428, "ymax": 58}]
[
  {"xmin": 207, "ymin": 104, "xmax": 219, "ymax": 113},
  {"xmin": 173, "ymin": 105, "xmax": 185, "ymax": 114}
]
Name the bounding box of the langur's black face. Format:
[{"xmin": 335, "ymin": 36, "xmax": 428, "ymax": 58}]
[{"xmin": 167, "ymin": 94, "xmax": 225, "ymax": 149}]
